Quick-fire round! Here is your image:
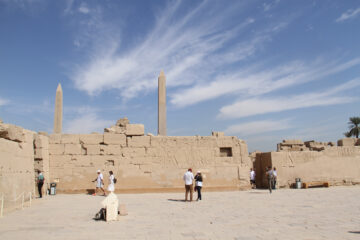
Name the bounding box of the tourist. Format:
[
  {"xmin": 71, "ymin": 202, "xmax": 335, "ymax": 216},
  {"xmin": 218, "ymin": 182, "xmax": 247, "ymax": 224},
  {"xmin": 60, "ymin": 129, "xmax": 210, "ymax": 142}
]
[
  {"xmin": 194, "ymin": 171, "xmax": 203, "ymax": 201},
  {"xmin": 92, "ymin": 170, "xmax": 106, "ymax": 196},
  {"xmin": 107, "ymin": 171, "xmax": 115, "ymax": 193},
  {"xmin": 37, "ymin": 171, "xmax": 45, "ymax": 198},
  {"xmin": 273, "ymin": 167, "xmax": 277, "ymax": 189},
  {"xmin": 266, "ymin": 167, "xmax": 274, "ymax": 194},
  {"xmin": 250, "ymin": 168, "xmax": 256, "ymax": 189},
  {"xmin": 183, "ymin": 168, "xmax": 194, "ymax": 202}
]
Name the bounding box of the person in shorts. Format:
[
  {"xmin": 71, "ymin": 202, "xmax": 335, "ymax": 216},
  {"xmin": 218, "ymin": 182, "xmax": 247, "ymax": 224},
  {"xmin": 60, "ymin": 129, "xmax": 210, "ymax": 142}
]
[{"xmin": 92, "ymin": 170, "xmax": 106, "ymax": 196}]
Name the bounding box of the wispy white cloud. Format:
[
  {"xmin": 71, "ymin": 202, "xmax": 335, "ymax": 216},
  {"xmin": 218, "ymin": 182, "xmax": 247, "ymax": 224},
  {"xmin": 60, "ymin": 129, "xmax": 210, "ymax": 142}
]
[
  {"xmin": 69, "ymin": 0, "xmax": 288, "ymax": 99},
  {"xmin": 64, "ymin": 107, "xmax": 112, "ymax": 134},
  {"xmin": 171, "ymin": 58, "xmax": 360, "ymax": 107},
  {"xmin": 219, "ymin": 78, "xmax": 360, "ymax": 119},
  {"xmin": 336, "ymin": 7, "xmax": 360, "ymax": 22},
  {"xmin": 0, "ymin": 97, "xmax": 9, "ymax": 106},
  {"xmin": 263, "ymin": 0, "xmax": 280, "ymax": 12},
  {"xmin": 225, "ymin": 119, "xmax": 292, "ymax": 136},
  {"xmin": 78, "ymin": 2, "xmax": 90, "ymax": 14}
]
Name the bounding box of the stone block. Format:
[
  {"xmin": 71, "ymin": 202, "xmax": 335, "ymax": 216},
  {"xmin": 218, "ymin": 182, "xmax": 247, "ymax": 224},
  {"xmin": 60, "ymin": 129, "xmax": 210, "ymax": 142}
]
[
  {"xmin": 122, "ymin": 147, "xmax": 146, "ymax": 157},
  {"xmin": 34, "ymin": 134, "xmax": 49, "ymax": 149},
  {"xmin": 100, "ymin": 145, "xmax": 122, "ymax": 155},
  {"xmin": 0, "ymin": 124, "xmax": 25, "ymax": 142},
  {"xmin": 101, "ymin": 192, "xmax": 119, "ymax": 221},
  {"xmin": 212, "ymin": 131, "xmax": 224, "ymax": 137},
  {"xmin": 64, "ymin": 144, "xmax": 82, "ymax": 155},
  {"xmin": 127, "ymin": 136, "xmax": 150, "ymax": 147},
  {"xmin": 125, "ymin": 124, "xmax": 144, "ymax": 136},
  {"xmin": 49, "ymin": 134, "xmax": 61, "ymax": 144},
  {"xmin": 282, "ymin": 139, "xmax": 304, "ymax": 145},
  {"xmin": 116, "ymin": 117, "xmax": 129, "ymax": 127},
  {"xmin": 337, "ymin": 138, "xmax": 357, "ymax": 146},
  {"xmin": 61, "ymin": 134, "xmax": 80, "ymax": 144},
  {"xmin": 49, "ymin": 155, "xmax": 72, "ymax": 167},
  {"xmin": 49, "ymin": 144, "xmax": 65, "ymax": 155},
  {"xmin": 103, "ymin": 133, "xmax": 126, "ymax": 146},
  {"xmin": 104, "ymin": 126, "xmax": 126, "ymax": 134},
  {"xmin": 84, "ymin": 144, "xmax": 101, "ymax": 155},
  {"xmin": 79, "ymin": 134, "xmax": 104, "ymax": 145}
]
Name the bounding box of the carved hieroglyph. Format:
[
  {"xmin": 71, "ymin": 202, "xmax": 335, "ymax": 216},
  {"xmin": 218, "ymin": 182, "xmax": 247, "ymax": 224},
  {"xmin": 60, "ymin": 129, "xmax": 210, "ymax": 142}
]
[
  {"xmin": 158, "ymin": 71, "xmax": 166, "ymax": 136},
  {"xmin": 53, "ymin": 83, "xmax": 63, "ymax": 134}
]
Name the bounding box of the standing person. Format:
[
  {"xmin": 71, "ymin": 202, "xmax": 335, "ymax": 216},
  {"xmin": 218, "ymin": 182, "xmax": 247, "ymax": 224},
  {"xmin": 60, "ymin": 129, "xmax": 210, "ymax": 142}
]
[
  {"xmin": 272, "ymin": 167, "xmax": 277, "ymax": 189},
  {"xmin": 107, "ymin": 171, "xmax": 115, "ymax": 193},
  {"xmin": 194, "ymin": 171, "xmax": 203, "ymax": 201},
  {"xmin": 37, "ymin": 171, "xmax": 45, "ymax": 198},
  {"xmin": 92, "ymin": 170, "xmax": 106, "ymax": 196},
  {"xmin": 266, "ymin": 167, "xmax": 274, "ymax": 194},
  {"xmin": 183, "ymin": 168, "xmax": 194, "ymax": 202},
  {"xmin": 250, "ymin": 168, "xmax": 256, "ymax": 189}
]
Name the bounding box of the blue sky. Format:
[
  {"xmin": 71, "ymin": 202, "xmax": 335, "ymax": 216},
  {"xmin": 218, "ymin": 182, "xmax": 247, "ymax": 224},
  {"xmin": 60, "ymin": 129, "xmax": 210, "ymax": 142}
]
[{"xmin": 0, "ymin": 0, "xmax": 359, "ymax": 152}]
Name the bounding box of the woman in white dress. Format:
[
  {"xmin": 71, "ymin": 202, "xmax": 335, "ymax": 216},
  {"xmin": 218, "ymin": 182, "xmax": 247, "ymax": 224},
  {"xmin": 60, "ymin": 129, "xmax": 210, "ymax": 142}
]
[{"xmin": 108, "ymin": 171, "xmax": 115, "ymax": 193}]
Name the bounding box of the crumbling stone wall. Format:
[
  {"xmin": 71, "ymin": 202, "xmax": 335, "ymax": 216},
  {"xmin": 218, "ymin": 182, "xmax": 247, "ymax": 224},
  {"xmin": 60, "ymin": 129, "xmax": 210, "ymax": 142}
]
[
  {"xmin": 48, "ymin": 126, "xmax": 251, "ymax": 193},
  {"xmin": 256, "ymin": 138, "xmax": 360, "ymax": 188},
  {"xmin": 0, "ymin": 123, "xmax": 37, "ymax": 210}
]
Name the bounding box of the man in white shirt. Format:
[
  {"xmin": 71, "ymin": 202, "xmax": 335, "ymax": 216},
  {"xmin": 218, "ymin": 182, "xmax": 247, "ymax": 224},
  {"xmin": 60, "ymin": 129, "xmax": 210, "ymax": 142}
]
[
  {"xmin": 92, "ymin": 170, "xmax": 106, "ymax": 196},
  {"xmin": 183, "ymin": 168, "xmax": 194, "ymax": 202}
]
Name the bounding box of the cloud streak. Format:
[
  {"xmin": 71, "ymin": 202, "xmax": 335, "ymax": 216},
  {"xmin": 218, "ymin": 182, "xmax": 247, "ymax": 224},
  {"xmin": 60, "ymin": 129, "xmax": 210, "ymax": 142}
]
[
  {"xmin": 225, "ymin": 119, "xmax": 292, "ymax": 136},
  {"xmin": 219, "ymin": 78, "xmax": 360, "ymax": 119},
  {"xmin": 336, "ymin": 7, "xmax": 360, "ymax": 22},
  {"xmin": 70, "ymin": 0, "xmax": 289, "ymax": 100},
  {"xmin": 171, "ymin": 58, "xmax": 360, "ymax": 107}
]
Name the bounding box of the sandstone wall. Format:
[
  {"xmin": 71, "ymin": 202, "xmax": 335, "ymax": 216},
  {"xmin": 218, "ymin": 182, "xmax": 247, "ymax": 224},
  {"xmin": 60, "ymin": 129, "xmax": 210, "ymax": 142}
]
[
  {"xmin": 48, "ymin": 133, "xmax": 252, "ymax": 193},
  {"xmin": 255, "ymin": 146, "xmax": 360, "ymax": 188},
  {"xmin": 0, "ymin": 123, "xmax": 37, "ymax": 210}
]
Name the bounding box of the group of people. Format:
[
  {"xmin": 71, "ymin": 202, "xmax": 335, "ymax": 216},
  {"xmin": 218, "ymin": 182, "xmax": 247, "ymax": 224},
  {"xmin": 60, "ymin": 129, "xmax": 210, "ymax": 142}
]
[
  {"xmin": 37, "ymin": 167, "xmax": 278, "ymax": 198},
  {"xmin": 183, "ymin": 168, "xmax": 203, "ymax": 202},
  {"xmin": 92, "ymin": 170, "xmax": 116, "ymax": 196},
  {"xmin": 249, "ymin": 167, "xmax": 278, "ymax": 193}
]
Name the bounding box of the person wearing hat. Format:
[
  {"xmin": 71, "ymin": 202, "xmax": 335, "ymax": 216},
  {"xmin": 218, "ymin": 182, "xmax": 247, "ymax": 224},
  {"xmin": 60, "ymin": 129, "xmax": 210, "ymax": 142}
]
[
  {"xmin": 183, "ymin": 168, "xmax": 194, "ymax": 202},
  {"xmin": 194, "ymin": 171, "xmax": 203, "ymax": 201},
  {"xmin": 92, "ymin": 170, "xmax": 106, "ymax": 196}
]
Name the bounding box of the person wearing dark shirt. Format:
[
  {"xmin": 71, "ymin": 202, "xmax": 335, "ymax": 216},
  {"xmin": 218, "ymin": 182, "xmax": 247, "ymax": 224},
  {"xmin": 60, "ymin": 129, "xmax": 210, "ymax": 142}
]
[{"xmin": 194, "ymin": 171, "xmax": 203, "ymax": 201}]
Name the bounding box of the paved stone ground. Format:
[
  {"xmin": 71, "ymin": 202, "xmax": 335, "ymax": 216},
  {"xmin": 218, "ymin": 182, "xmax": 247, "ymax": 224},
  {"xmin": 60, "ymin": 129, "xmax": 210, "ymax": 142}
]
[{"xmin": 0, "ymin": 186, "xmax": 360, "ymax": 240}]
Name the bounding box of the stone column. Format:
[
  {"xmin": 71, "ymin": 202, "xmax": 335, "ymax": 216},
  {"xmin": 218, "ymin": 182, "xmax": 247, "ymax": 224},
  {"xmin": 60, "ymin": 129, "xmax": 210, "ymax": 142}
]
[
  {"xmin": 158, "ymin": 71, "xmax": 167, "ymax": 136},
  {"xmin": 53, "ymin": 83, "xmax": 63, "ymax": 134}
]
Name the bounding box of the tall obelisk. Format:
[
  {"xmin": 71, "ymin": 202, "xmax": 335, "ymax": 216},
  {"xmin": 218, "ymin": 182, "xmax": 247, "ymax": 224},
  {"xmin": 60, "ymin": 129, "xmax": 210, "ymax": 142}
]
[
  {"xmin": 53, "ymin": 83, "xmax": 63, "ymax": 134},
  {"xmin": 158, "ymin": 71, "xmax": 167, "ymax": 136}
]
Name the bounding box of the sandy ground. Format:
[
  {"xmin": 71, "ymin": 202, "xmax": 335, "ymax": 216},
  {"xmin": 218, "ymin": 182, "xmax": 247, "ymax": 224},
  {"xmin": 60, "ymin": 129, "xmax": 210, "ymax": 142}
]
[{"xmin": 0, "ymin": 186, "xmax": 360, "ymax": 240}]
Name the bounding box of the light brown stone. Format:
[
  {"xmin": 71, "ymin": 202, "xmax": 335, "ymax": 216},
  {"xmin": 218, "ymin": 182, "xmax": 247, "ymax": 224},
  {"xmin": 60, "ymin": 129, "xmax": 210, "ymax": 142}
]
[
  {"xmin": 79, "ymin": 134, "xmax": 103, "ymax": 145},
  {"xmin": 127, "ymin": 136, "xmax": 150, "ymax": 147},
  {"xmin": 103, "ymin": 133, "xmax": 126, "ymax": 146},
  {"xmin": 125, "ymin": 124, "xmax": 144, "ymax": 136},
  {"xmin": 49, "ymin": 144, "xmax": 65, "ymax": 155},
  {"xmin": 64, "ymin": 144, "xmax": 82, "ymax": 155},
  {"xmin": 61, "ymin": 134, "xmax": 80, "ymax": 144}
]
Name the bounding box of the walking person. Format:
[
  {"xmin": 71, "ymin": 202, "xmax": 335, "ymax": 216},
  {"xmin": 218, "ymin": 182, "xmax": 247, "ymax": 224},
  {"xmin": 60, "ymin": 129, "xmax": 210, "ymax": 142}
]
[
  {"xmin": 194, "ymin": 171, "xmax": 203, "ymax": 201},
  {"xmin": 250, "ymin": 168, "xmax": 256, "ymax": 189},
  {"xmin": 107, "ymin": 171, "xmax": 115, "ymax": 193},
  {"xmin": 183, "ymin": 168, "xmax": 194, "ymax": 202},
  {"xmin": 37, "ymin": 171, "xmax": 45, "ymax": 198},
  {"xmin": 266, "ymin": 167, "xmax": 274, "ymax": 194},
  {"xmin": 272, "ymin": 167, "xmax": 277, "ymax": 189},
  {"xmin": 92, "ymin": 170, "xmax": 106, "ymax": 196}
]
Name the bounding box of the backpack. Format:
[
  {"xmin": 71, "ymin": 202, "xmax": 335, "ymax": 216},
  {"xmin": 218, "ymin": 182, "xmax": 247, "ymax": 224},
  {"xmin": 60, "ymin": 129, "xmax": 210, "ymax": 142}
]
[
  {"xmin": 113, "ymin": 178, "xmax": 117, "ymax": 184},
  {"xmin": 94, "ymin": 208, "xmax": 106, "ymax": 221}
]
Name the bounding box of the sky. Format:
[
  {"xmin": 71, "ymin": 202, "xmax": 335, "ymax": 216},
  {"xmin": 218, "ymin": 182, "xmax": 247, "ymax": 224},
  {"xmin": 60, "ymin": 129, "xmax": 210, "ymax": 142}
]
[{"xmin": 0, "ymin": 0, "xmax": 359, "ymax": 152}]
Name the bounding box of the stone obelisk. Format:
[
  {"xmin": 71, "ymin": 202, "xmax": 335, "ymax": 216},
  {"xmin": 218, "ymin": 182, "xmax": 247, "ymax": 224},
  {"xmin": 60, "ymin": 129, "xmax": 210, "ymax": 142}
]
[
  {"xmin": 158, "ymin": 71, "xmax": 167, "ymax": 136},
  {"xmin": 53, "ymin": 83, "xmax": 63, "ymax": 134}
]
